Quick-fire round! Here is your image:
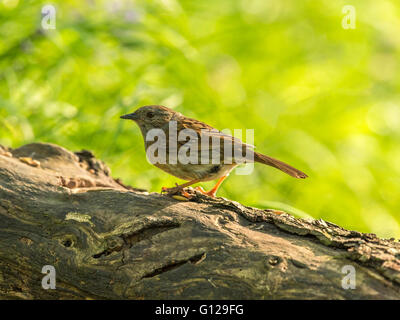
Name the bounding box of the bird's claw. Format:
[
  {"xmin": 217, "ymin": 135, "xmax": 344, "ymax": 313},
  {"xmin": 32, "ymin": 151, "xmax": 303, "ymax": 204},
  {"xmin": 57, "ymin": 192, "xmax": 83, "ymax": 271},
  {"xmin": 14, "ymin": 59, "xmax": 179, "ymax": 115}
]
[
  {"xmin": 194, "ymin": 186, "xmax": 216, "ymax": 198},
  {"xmin": 161, "ymin": 186, "xmax": 192, "ymax": 199}
]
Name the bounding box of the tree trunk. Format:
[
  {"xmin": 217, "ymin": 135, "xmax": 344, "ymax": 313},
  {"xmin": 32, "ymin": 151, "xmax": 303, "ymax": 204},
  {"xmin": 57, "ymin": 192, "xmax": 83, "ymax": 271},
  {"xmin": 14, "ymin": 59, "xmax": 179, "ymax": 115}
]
[{"xmin": 0, "ymin": 142, "xmax": 399, "ymax": 299}]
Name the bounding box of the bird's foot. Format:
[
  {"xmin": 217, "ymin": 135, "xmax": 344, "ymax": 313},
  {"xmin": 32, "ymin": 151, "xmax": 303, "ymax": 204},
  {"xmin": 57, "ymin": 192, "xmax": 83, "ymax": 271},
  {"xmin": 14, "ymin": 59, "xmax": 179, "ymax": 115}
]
[
  {"xmin": 161, "ymin": 185, "xmax": 192, "ymax": 199},
  {"xmin": 194, "ymin": 186, "xmax": 216, "ymax": 198}
]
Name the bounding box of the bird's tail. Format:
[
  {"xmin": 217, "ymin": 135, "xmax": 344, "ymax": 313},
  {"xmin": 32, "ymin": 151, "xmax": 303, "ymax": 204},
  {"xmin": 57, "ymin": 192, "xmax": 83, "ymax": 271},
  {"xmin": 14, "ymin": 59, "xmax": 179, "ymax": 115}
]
[{"xmin": 254, "ymin": 152, "xmax": 308, "ymax": 179}]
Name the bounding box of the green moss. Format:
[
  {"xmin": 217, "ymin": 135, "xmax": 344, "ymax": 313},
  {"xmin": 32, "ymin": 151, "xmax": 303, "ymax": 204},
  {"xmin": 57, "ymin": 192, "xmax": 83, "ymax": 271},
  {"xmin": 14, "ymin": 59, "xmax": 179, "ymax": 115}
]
[{"xmin": 65, "ymin": 212, "xmax": 94, "ymax": 227}]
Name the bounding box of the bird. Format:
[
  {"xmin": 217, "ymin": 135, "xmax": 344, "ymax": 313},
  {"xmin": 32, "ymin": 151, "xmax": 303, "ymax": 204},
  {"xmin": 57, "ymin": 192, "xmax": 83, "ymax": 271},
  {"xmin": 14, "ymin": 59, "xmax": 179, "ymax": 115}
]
[{"xmin": 120, "ymin": 105, "xmax": 308, "ymax": 198}]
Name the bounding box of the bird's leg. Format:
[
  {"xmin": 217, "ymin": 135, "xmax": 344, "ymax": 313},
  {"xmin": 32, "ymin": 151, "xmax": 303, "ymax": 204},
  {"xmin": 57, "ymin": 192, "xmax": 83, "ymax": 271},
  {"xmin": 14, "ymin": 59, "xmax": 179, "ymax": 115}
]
[
  {"xmin": 206, "ymin": 175, "xmax": 228, "ymax": 197},
  {"xmin": 161, "ymin": 179, "xmax": 201, "ymax": 197},
  {"xmin": 195, "ymin": 176, "xmax": 228, "ymax": 198},
  {"xmin": 194, "ymin": 186, "xmax": 206, "ymax": 193}
]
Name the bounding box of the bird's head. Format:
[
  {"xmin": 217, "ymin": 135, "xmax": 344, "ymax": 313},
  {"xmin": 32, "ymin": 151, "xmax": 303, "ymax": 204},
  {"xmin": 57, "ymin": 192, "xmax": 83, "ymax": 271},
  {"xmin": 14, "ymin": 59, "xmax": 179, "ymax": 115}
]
[{"xmin": 120, "ymin": 105, "xmax": 178, "ymax": 135}]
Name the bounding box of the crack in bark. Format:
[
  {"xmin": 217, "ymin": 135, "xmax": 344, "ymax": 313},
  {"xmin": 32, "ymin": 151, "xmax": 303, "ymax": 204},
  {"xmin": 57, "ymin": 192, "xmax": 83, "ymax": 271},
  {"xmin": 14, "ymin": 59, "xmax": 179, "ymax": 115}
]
[
  {"xmin": 92, "ymin": 222, "xmax": 181, "ymax": 259},
  {"xmin": 141, "ymin": 252, "xmax": 206, "ymax": 279},
  {"xmin": 123, "ymin": 223, "xmax": 180, "ymax": 247}
]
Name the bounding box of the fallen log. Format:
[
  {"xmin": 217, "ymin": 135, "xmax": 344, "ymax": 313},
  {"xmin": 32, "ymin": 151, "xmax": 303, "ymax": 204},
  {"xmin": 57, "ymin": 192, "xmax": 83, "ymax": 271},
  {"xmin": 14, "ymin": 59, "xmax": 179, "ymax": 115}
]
[{"xmin": 0, "ymin": 142, "xmax": 399, "ymax": 299}]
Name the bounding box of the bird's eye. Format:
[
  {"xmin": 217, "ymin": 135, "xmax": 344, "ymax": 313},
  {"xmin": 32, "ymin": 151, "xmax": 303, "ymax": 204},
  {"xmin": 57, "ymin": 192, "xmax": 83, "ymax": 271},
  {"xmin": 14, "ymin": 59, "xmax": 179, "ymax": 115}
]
[{"xmin": 146, "ymin": 112, "xmax": 155, "ymax": 118}]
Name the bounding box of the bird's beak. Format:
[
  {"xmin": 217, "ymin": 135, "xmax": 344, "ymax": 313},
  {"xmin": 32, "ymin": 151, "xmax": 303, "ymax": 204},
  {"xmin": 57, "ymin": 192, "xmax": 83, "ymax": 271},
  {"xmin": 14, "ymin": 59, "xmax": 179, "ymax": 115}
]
[{"xmin": 120, "ymin": 112, "xmax": 139, "ymax": 120}]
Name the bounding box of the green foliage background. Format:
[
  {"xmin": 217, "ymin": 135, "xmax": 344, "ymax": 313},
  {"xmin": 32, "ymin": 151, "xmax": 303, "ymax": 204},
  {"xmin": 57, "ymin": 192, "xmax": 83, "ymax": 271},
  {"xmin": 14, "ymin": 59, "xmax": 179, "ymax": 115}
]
[{"xmin": 1, "ymin": 0, "xmax": 400, "ymax": 238}]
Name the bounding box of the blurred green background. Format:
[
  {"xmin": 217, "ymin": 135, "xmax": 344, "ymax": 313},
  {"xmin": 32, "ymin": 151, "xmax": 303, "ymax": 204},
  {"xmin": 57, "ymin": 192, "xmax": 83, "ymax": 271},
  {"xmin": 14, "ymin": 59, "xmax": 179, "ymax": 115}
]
[{"xmin": 1, "ymin": 0, "xmax": 400, "ymax": 238}]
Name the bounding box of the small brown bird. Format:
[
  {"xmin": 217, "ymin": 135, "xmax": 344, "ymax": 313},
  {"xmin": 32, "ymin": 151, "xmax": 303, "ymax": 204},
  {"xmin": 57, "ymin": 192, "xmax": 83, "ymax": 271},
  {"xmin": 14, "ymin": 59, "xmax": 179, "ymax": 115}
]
[{"xmin": 121, "ymin": 105, "xmax": 307, "ymax": 197}]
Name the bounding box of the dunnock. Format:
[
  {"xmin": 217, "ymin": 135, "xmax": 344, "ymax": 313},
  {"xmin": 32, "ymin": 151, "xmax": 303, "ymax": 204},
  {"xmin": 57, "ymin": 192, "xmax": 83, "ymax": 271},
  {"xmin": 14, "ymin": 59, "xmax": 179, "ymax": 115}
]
[{"xmin": 121, "ymin": 105, "xmax": 307, "ymax": 197}]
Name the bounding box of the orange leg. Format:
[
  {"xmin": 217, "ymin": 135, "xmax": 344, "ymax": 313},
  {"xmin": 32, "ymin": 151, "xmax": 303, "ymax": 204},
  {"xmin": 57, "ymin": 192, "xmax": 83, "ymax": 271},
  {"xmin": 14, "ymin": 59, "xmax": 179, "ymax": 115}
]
[{"xmin": 195, "ymin": 175, "xmax": 228, "ymax": 198}]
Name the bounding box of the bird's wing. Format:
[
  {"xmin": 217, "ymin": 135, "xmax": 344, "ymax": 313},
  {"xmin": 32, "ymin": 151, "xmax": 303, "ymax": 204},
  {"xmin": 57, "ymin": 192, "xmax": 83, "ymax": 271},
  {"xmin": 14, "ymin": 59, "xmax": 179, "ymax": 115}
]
[
  {"xmin": 176, "ymin": 117, "xmax": 255, "ymax": 164},
  {"xmin": 179, "ymin": 117, "xmax": 255, "ymax": 147}
]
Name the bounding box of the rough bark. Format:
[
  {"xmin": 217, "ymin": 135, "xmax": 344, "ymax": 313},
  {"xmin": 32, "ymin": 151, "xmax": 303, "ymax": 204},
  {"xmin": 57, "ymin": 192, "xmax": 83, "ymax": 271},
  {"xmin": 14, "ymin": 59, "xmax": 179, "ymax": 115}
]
[{"xmin": 0, "ymin": 142, "xmax": 400, "ymax": 300}]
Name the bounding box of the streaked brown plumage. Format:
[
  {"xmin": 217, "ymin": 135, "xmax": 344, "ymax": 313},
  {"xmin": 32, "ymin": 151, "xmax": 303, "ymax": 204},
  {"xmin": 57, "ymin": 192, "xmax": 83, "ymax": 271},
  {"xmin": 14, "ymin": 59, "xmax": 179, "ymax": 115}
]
[{"xmin": 121, "ymin": 105, "xmax": 307, "ymax": 197}]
